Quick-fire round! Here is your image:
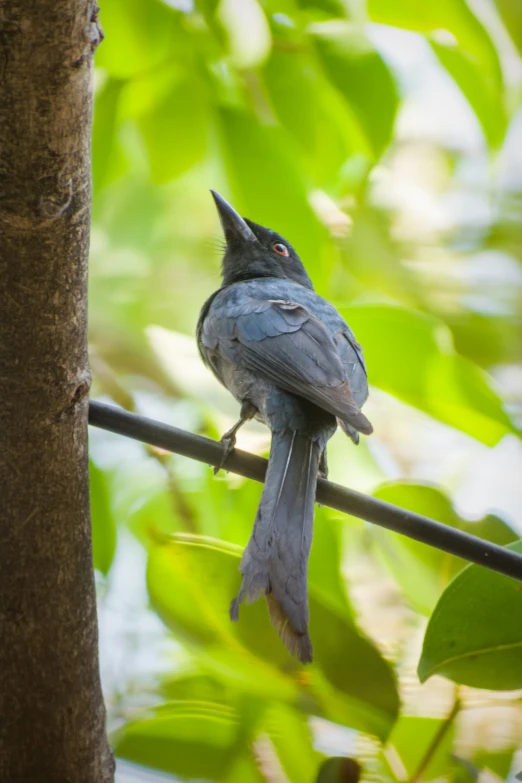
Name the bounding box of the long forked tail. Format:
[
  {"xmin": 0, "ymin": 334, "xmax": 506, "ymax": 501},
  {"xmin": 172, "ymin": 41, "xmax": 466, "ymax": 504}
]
[{"xmin": 230, "ymin": 430, "xmax": 321, "ymax": 663}]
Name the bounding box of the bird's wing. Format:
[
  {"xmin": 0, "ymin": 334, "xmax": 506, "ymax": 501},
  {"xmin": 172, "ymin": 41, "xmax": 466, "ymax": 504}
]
[
  {"xmin": 202, "ymin": 295, "xmax": 372, "ymax": 434},
  {"xmin": 333, "ymin": 329, "xmax": 369, "ymax": 409}
]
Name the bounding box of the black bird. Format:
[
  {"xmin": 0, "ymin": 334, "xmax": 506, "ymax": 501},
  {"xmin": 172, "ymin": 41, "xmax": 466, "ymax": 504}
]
[{"xmin": 197, "ymin": 192, "xmax": 372, "ymax": 663}]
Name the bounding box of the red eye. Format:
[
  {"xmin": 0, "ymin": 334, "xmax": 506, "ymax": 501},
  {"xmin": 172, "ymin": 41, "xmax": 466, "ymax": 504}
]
[{"xmin": 272, "ymin": 242, "xmax": 289, "ymax": 257}]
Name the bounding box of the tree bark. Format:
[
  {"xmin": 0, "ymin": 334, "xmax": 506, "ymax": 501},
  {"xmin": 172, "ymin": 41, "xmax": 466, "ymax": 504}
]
[{"xmin": 0, "ymin": 2, "xmax": 114, "ymax": 781}]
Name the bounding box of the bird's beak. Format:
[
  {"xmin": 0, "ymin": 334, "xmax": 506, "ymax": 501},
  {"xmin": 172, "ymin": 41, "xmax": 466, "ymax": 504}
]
[{"xmin": 211, "ymin": 190, "xmax": 257, "ymax": 244}]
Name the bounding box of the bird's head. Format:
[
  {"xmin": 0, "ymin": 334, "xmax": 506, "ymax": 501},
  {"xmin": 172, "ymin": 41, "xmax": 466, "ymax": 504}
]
[{"xmin": 211, "ymin": 191, "xmax": 314, "ymax": 290}]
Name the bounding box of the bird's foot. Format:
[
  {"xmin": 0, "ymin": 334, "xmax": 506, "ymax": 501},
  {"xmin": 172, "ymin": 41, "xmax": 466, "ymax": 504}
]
[
  {"xmin": 318, "ymin": 450, "xmax": 328, "ymax": 507},
  {"xmin": 214, "ymin": 432, "xmax": 237, "ymax": 475},
  {"xmin": 318, "ymin": 450, "xmax": 328, "ymax": 481},
  {"xmin": 213, "ymin": 401, "xmax": 257, "ymax": 475}
]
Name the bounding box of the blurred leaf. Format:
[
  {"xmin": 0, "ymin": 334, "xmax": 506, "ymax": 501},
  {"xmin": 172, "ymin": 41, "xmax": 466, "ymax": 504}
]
[
  {"xmin": 343, "ymin": 305, "xmax": 516, "ymax": 445},
  {"xmin": 446, "ymin": 310, "xmax": 522, "ymax": 369},
  {"xmin": 418, "ymin": 540, "xmax": 522, "ymax": 689},
  {"xmin": 371, "ymin": 482, "xmax": 517, "ymax": 615},
  {"xmin": 147, "ymin": 533, "xmax": 243, "ymax": 646},
  {"xmin": 473, "ymin": 748, "xmax": 517, "ymax": 780},
  {"xmin": 147, "ymin": 533, "xmax": 399, "ymax": 738},
  {"xmin": 296, "ymin": 0, "xmax": 347, "ymax": 15},
  {"xmin": 139, "ymin": 73, "xmax": 210, "ymax": 183},
  {"xmin": 113, "ymin": 699, "xmax": 260, "ymax": 779},
  {"xmin": 89, "ymin": 460, "xmax": 117, "ymax": 576},
  {"xmin": 308, "ymin": 508, "xmax": 355, "ymax": 618},
  {"xmin": 311, "ymin": 23, "xmax": 399, "ymax": 157},
  {"xmin": 309, "ymin": 600, "xmax": 399, "ymax": 737},
  {"xmin": 263, "ymin": 46, "xmax": 371, "ymax": 186},
  {"xmin": 128, "ymin": 484, "xmax": 179, "ymax": 542},
  {"xmin": 367, "ymin": 0, "xmax": 506, "ymax": 147},
  {"xmin": 92, "ymin": 78, "xmax": 128, "ymax": 193},
  {"xmin": 265, "ymin": 703, "xmax": 323, "ymax": 783},
  {"xmin": 495, "ymin": 0, "xmax": 522, "ymax": 56},
  {"xmin": 431, "ymin": 42, "xmax": 507, "ymax": 148},
  {"xmin": 218, "ymin": 106, "xmax": 326, "ymax": 265},
  {"xmin": 367, "ymin": 0, "xmax": 502, "ymax": 82},
  {"xmin": 383, "ymin": 714, "xmax": 457, "ymax": 781},
  {"xmin": 218, "ymin": 0, "xmax": 272, "ymax": 68},
  {"xmin": 95, "ymin": 0, "xmax": 181, "ymax": 79}
]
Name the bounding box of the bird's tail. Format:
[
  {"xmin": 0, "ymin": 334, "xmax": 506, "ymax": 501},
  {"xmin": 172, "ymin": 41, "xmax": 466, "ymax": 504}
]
[{"xmin": 230, "ymin": 430, "xmax": 321, "ymax": 663}]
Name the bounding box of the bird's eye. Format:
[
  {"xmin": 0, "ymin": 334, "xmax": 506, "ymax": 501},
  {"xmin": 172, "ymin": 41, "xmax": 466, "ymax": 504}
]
[{"xmin": 272, "ymin": 242, "xmax": 289, "ymax": 257}]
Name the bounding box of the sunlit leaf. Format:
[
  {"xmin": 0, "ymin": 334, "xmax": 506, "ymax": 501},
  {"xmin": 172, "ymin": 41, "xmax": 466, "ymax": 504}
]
[
  {"xmin": 113, "ymin": 700, "xmax": 259, "ymax": 779},
  {"xmin": 367, "ymin": 0, "xmax": 502, "ymax": 83},
  {"xmin": 342, "ymin": 305, "xmax": 516, "ymax": 445},
  {"xmin": 217, "ymin": 106, "xmax": 327, "ymax": 265},
  {"xmin": 431, "ymin": 42, "xmax": 507, "ymax": 148},
  {"xmin": 371, "ymin": 482, "xmax": 517, "ymax": 615},
  {"xmin": 367, "ymin": 0, "xmax": 506, "ymax": 147},
  {"xmin": 139, "ymin": 74, "xmax": 211, "ymax": 183},
  {"xmin": 263, "ymin": 44, "xmax": 372, "ymax": 186},
  {"xmin": 218, "ymin": 0, "xmax": 272, "ymax": 68},
  {"xmin": 265, "ymin": 703, "xmax": 323, "ymax": 783},
  {"xmin": 311, "ymin": 23, "xmax": 399, "ymax": 157},
  {"xmin": 383, "ymin": 714, "xmax": 457, "ymax": 782},
  {"xmin": 147, "ymin": 533, "xmax": 399, "ymax": 738},
  {"xmin": 309, "ymin": 601, "xmax": 399, "ymax": 737},
  {"xmin": 495, "ymin": 0, "xmax": 522, "ymax": 57},
  {"xmin": 296, "ymin": 0, "xmax": 347, "ymax": 15},
  {"xmin": 89, "ymin": 460, "xmax": 117, "ymax": 575},
  {"xmin": 92, "ymin": 78, "xmax": 128, "ymax": 193},
  {"xmin": 95, "ymin": 0, "xmax": 181, "ymax": 79},
  {"xmin": 418, "ymin": 540, "xmax": 522, "ymax": 689}
]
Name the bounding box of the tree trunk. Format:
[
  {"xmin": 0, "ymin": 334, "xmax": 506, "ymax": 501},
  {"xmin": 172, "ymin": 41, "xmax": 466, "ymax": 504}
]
[{"xmin": 0, "ymin": 2, "xmax": 114, "ymax": 781}]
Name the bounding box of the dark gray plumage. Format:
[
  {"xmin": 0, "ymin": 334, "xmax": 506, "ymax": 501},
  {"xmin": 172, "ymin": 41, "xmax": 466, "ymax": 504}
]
[{"xmin": 197, "ymin": 192, "xmax": 372, "ymax": 663}]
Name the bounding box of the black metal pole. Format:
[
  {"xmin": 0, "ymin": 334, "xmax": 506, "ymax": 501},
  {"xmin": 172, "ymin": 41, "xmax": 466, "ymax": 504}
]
[{"xmin": 88, "ymin": 401, "xmax": 522, "ymax": 583}]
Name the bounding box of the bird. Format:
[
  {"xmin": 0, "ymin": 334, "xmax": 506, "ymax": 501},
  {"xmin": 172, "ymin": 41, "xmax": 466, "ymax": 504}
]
[{"xmin": 197, "ymin": 191, "xmax": 372, "ymax": 663}]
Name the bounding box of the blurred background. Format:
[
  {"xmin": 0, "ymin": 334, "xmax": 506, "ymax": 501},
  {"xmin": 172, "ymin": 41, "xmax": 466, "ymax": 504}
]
[{"xmin": 88, "ymin": 0, "xmax": 522, "ymax": 780}]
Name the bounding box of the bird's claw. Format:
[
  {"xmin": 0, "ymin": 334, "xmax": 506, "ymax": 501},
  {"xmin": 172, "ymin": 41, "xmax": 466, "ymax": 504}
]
[
  {"xmin": 318, "ymin": 450, "xmax": 328, "ymax": 480},
  {"xmin": 214, "ymin": 434, "xmax": 236, "ymax": 475}
]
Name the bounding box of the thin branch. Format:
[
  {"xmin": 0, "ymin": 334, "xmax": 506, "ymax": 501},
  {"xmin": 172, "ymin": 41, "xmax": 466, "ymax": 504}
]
[
  {"xmin": 88, "ymin": 402, "xmax": 522, "ymax": 583},
  {"xmin": 409, "ymin": 697, "xmax": 461, "ymax": 783}
]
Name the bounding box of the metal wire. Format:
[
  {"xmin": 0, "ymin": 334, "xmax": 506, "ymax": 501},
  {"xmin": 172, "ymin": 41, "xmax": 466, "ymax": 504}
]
[{"xmin": 89, "ymin": 401, "xmax": 522, "ymax": 583}]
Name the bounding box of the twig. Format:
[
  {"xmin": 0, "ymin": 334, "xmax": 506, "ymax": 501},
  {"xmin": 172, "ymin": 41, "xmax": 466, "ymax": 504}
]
[
  {"xmin": 409, "ymin": 698, "xmax": 460, "ymax": 783},
  {"xmin": 88, "ymin": 402, "xmax": 522, "ymax": 583}
]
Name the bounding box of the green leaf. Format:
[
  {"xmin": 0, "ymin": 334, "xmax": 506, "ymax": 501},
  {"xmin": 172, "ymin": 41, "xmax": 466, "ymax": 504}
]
[
  {"xmin": 296, "ymin": 0, "xmax": 347, "ymax": 15},
  {"xmin": 113, "ymin": 699, "xmax": 259, "ymax": 780},
  {"xmin": 89, "ymin": 460, "xmax": 117, "ymax": 576},
  {"xmin": 92, "ymin": 78, "xmax": 128, "ymax": 193},
  {"xmin": 473, "ymin": 748, "xmax": 517, "ymax": 780},
  {"xmin": 383, "ymin": 714, "xmax": 457, "ymax": 781},
  {"xmin": 342, "ymin": 305, "xmax": 516, "ymax": 445},
  {"xmin": 311, "ymin": 23, "xmax": 399, "ymax": 157},
  {"xmin": 265, "ymin": 704, "xmax": 323, "ymax": 783},
  {"xmin": 367, "ymin": 0, "xmax": 506, "ymax": 148},
  {"xmin": 371, "ymin": 482, "xmax": 517, "ymax": 615},
  {"xmin": 309, "ymin": 600, "xmax": 399, "ymax": 738},
  {"xmin": 367, "ymin": 0, "xmax": 502, "ymax": 82},
  {"xmin": 95, "ymin": 0, "xmax": 181, "ymax": 79},
  {"xmin": 418, "ymin": 540, "xmax": 522, "ymax": 689},
  {"xmin": 263, "ymin": 46, "xmax": 371, "ymax": 186},
  {"xmin": 218, "ymin": 106, "xmax": 326, "ymax": 265},
  {"xmin": 138, "ymin": 73, "xmax": 210, "ymax": 184},
  {"xmin": 147, "ymin": 532, "xmax": 399, "ymax": 739},
  {"xmin": 431, "ymin": 42, "xmax": 507, "ymax": 148},
  {"xmin": 495, "ymin": 0, "xmax": 522, "ymax": 57}
]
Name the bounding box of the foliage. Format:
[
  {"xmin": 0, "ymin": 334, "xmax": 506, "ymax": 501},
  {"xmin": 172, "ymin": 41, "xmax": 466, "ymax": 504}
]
[
  {"xmin": 88, "ymin": 0, "xmax": 522, "ymax": 780},
  {"xmin": 419, "ymin": 540, "xmax": 522, "ymax": 690}
]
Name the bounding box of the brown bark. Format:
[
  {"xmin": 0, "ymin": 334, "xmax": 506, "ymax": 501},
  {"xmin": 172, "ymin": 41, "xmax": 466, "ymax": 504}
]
[{"xmin": 0, "ymin": 1, "xmax": 114, "ymax": 781}]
